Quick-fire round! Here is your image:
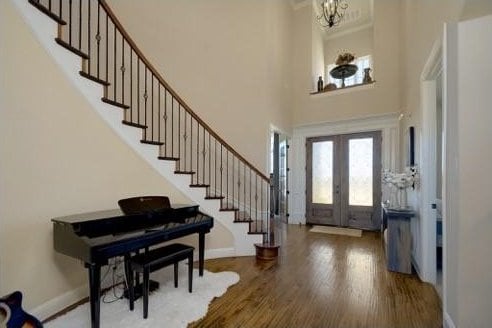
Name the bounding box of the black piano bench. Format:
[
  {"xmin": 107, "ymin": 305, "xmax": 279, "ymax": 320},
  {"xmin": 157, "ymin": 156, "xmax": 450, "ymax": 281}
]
[{"xmin": 127, "ymin": 243, "xmax": 194, "ymax": 319}]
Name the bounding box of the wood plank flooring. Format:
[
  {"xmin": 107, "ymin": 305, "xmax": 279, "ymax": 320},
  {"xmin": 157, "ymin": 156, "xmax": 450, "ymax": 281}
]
[{"xmin": 189, "ymin": 224, "xmax": 441, "ymax": 328}]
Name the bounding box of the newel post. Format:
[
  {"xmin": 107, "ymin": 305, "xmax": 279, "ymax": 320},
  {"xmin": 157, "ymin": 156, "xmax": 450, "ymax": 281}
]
[{"xmin": 254, "ymin": 174, "xmax": 280, "ymax": 260}]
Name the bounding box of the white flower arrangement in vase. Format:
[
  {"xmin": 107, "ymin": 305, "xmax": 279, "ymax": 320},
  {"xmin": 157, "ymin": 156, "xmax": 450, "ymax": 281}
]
[{"xmin": 382, "ymin": 166, "xmax": 419, "ymax": 209}]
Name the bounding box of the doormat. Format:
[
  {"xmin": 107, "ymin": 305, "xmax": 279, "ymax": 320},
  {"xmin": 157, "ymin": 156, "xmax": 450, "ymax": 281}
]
[{"xmin": 309, "ymin": 225, "xmax": 362, "ymax": 237}]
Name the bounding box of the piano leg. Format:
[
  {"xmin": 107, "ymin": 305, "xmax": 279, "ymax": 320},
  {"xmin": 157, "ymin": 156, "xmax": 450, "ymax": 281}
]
[
  {"xmin": 87, "ymin": 263, "xmax": 101, "ymax": 328},
  {"xmin": 199, "ymin": 232, "xmax": 205, "ymax": 276}
]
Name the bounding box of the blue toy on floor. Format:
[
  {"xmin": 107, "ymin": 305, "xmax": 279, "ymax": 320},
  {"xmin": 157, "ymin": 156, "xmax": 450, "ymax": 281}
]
[{"xmin": 0, "ymin": 291, "xmax": 43, "ymax": 328}]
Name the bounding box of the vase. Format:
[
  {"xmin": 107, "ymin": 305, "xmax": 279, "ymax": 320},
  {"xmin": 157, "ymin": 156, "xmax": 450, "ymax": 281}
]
[
  {"xmin": 363, "ymin": 67, "xmax": 372, "ymax": 83},
  {"xmin": 396, "ymin": 188, "xmax": 407, "ymax": 209}
]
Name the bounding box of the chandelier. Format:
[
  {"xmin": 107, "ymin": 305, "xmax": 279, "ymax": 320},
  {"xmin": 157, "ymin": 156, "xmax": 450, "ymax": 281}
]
[{"xmin": 317, "ymin": 0, "xmax": 348, "ymax": 28}]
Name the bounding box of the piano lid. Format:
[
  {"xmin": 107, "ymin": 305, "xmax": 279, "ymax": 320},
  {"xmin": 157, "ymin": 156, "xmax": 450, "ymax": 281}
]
[{"xmin": 52, "ymin": 204, "xmax": 200, "ymax": 238}]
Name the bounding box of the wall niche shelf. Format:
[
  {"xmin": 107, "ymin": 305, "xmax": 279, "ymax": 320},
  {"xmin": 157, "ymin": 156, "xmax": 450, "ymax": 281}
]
[{"xmin": 310, "ymin": 81, "xmax": 376, "ymax": 97}]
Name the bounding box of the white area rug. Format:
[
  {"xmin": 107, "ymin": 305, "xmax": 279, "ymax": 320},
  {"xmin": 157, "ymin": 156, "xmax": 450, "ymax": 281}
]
[
  {"xmin": 310, "ymin": 225, "xmax": 362, "ymax": 237},
  {"xmin": 46, "ymin": 266, "xmax": 239, "ymax": 328}
]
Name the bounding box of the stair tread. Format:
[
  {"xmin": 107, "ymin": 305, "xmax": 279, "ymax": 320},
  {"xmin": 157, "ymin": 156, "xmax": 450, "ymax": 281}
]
[
  {"xmin": 101, "ymin": 97, "xmax": 130, "ymax": 109},
  {"xmin": 79, "ymin": 71, "xmax": 110, "ymax": 86},
  {"xmin": 55, "ymin": 38, "xmax": 89, "ymax": 59},
  {"xmin": 122, "ymin": 120, "xmax": 147, "ymax": 129},
  {"xmin": 29, "ymin": 0, "xmax": 67, "ymax": 25},
  {"xmin": 234, "ymin": 219, "xmax": 254, "ymax": 223},
  {"xmin": 220, "ymin": 207, "xmax": 239, "ymax": 212},
  {"xmin": 205, "ymin": 196, "xmax": 225, "ymax": 200},
  {"xmin": 141, "ymin": 140, "xmax": 164, "ymax": 146},
  {"xmin": 158, "ymin": 156, "xmax": 180, "ymax": 161},
  {"xmin": 190, "ymin": 184, "xmax": 210, "ymax": 188}
]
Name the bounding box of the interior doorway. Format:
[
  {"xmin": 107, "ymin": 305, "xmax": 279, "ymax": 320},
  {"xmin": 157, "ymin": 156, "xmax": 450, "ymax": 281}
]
[
  {"xmin": 420, "ymin": 39, "xmax": 444, "ymax": 290},
  {"xmin": 270, "ymin": 131, "xmax": 289, "ymax": 223},
  {"xmin": 305, "ymin": 131, "xmax": 382, "ymax": 230}
]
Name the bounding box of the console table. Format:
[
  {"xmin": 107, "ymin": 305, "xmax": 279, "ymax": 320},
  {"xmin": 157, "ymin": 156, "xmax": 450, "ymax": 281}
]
[{"xmin": 382, "ymin": 207, "xmax": 415, "ymax": 274}]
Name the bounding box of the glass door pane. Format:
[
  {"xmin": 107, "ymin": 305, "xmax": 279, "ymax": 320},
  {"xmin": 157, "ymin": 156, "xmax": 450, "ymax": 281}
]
[
  {"xmin": 312, "ymin": 141, "xmax": 333, "ymax": 204},
  {"xmin": 348, "ymin": 138, "xmax": 373, "ymax": 206}
]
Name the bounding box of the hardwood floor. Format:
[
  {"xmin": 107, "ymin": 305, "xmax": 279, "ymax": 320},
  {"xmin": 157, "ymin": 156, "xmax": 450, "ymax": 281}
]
[{"xmin": 190, "ymin": 224, "xmax": 442, "ymax": 328}]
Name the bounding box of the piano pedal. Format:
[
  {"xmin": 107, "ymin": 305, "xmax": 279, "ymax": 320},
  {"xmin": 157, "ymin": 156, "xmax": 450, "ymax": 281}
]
[{"xmin": 123, "ymin": 279, "xmax": 159, "ymax": 300}]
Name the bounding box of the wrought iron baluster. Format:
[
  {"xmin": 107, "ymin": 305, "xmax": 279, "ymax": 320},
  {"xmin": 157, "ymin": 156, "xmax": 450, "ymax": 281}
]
[
  {"xmin": 121, "ymin": 36, "xmax": 125, "ymax": 106},
  {"xmin": 183, "ymin": 111, "xmax": 187, "ymax": 172},
  {"xmin": 202, "ymin": 126, "xmax": 206, "ymax": 185},
  {"xmin": 189, "ymin": 116, "xmax": 193, "ymax": 175},
  {"xmin": 113, "ymin": 24, "xmax": 117, "ymax": 101},
  {"xmin": 87, "ymin": 0, "xmax": 91, "ymax": 73},
  {"xmin": 137, "ymin": 59, "xmax": 140, "ymax": 123},
  {"xmin": 96, "ymin": 2, "xmax": 100, "ymax": 79},
  {"xmin": 78, "ymin": 0, "xmax": 82, "ymax": 51},
  {"xmin": 171, "ymin": 96, "xmax": 174, "ymax": 158},
  {"xmin": 220, "ymin": 144, "xmax": 223, "ymax": 199},
  {"xmin": 164, "ymin": 89, "xmax": 168, "ymax": 156},
  {"xmin": 151, "ymin": 74, "xmax": 154, "ymax": 141},
  {"xmin": 178, "ymin": 102, "xmax": 186, "ymax": 168},
  {"xmin": 130, "ymin": 50, "xmax": 133, "ymax": 122},
  {"xmin": 69, "ymin": 0, "xmax": 72, "ymax": 46},
  {"xmin": 158, "ymin": 83, "xmax": 161, "ymax": 144},
  {"xmin": 105, "ymin": 11, "xmax": 108, "ymax": 84},
  {"xmin": 143, "ymin": 67, "xmax": 148, "ymax": 139}
]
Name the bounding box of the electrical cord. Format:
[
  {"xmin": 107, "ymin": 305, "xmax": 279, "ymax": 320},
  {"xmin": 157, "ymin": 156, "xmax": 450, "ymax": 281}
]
[{"xmin": 102, "ymin": 257, "xmax": 128, "ymax": 303}]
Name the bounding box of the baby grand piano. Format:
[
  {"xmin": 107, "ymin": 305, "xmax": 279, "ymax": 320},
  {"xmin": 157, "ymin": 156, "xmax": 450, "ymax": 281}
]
[{"xmin": 52, "ymin": 197, "xmax": 213, "ymax": 328}]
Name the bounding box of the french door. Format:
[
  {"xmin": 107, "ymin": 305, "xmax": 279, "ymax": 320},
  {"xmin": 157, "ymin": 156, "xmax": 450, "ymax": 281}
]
[{"xmin": 306, "ymin": 131, "xmax": 382, "ymax": 230}]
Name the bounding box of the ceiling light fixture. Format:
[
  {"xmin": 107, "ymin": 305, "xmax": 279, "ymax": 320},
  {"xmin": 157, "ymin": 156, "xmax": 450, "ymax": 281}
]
[{"xmin": 317, "ymin": 0, "xmax": 348, "ymax": 28}]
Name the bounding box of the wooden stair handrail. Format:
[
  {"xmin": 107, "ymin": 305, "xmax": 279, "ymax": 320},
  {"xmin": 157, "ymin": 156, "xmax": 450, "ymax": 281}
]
[{"xmin": 98, "ymin": 0, "xmax": 269, "ymax": 182}]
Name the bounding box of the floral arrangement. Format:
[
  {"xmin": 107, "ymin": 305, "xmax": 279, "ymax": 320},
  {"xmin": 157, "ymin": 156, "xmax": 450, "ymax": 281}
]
[
  {"xmin": 335, "ymin": 52, "xmax": 355, "ymax": 65},
  {"xmin": 382, "ymin": 166, "xmax": 419, "ymax": 190},
  {"xmin": 382, "ymin": 166, "xmax": 419, "ymax": 209}
]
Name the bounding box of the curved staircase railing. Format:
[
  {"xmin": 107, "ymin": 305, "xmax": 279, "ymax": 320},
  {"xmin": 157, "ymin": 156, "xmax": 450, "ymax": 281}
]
[{"xmin": 28, "ymin": 0, "xmax": 271, "ymax": 239}]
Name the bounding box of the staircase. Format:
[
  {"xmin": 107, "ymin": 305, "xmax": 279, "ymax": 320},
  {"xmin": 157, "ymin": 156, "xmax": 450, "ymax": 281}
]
[{"xmin": 21, "ymin": 0, "xmax": 272, "ymax": 255}]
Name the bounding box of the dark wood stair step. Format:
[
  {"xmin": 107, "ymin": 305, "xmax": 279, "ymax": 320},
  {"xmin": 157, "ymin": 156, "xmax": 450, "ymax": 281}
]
[
  {"xmin": 234, "ymin": 218, "xmax": 253, "ymax": 223},
  {"xmin": 29, "ymin": 0, "xmax": 67, "ymax": 25},
  {"xmin": 190, "ymin": 184, "xmax": 210, "ymax": 188},
  {"xmin": 141, "ymin": 140, "xmax": 164, "ymax": 146},
  {"xmin": 220, "ymin": 207, "xmax": 239, "ymax": 212},
  {"xmin": 122, "ymin": 120, "xmax": 147, "ymax": 129},
  {"xmin": 158, "ymin": 156, "xmax": 180, "ymax": 161},
  {"xmin": 174, "ymin": 171, "xmax": 195, "ymax": 175},
  {"xmin": 248, "ymin": 231, "xmax": 267, "ymax": 235},
  {"xmin": 205, "ymin": 196, "xmax": 225, "ymax": 200},
  {"xmin": 79, "ymin": 71, "xmax": 110, "ymax": 86},
  {"xmin": 101, "ymin": 97, "xmax": 130, "ymax": 109},
  {"xmin": 55, "ymin": 38, "xmax": 89, "ymax": 59}
]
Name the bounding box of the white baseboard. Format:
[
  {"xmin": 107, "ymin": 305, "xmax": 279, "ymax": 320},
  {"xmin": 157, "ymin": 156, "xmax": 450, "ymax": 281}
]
[
  {"xmin": 204, "ymin": 247, "xmax": 236, "ymax": 259},
  {"xmin": 31, "ymin": 247, "xmax": 236, "ymax": 321},
  {"xmin": 443, "ymin": 311, "xmax": 456, "ymax": 328},
  {"xmin": 31, "ymin": 284, "xmax": 88, "ymax": 321}
]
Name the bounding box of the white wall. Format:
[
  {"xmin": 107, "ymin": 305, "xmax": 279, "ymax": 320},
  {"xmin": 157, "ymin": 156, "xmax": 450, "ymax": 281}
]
[
  {"xmin": 445, "ymin": 14, "xmax": 492, "ymax": 327},
  {"xmin": 292, "ymin": 0, "xmax": 401, "ymax": 125},
  {"xmin": 0, "ymin": 0, "xmax": 233, "ymax": 313},
  {"xmin": 324, "ymin": 27, "xmax": 374, "ymax": 69},
  {"xmin": 106, "ymin": 0, "xmax": 294, "ymax": 171},
  {"xmin": 311, "ymin": 11, "xmax": 325, "ymax": 90}
]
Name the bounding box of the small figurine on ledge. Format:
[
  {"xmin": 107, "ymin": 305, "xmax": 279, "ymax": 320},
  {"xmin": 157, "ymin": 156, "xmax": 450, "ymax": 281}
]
[
  {"xmin": 317, "ymin": 76, "xmax": 324, "ymax": 92},
  {"xmin": 363, "ymin": 67, "xmax": 373, "ymax": 83}
]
